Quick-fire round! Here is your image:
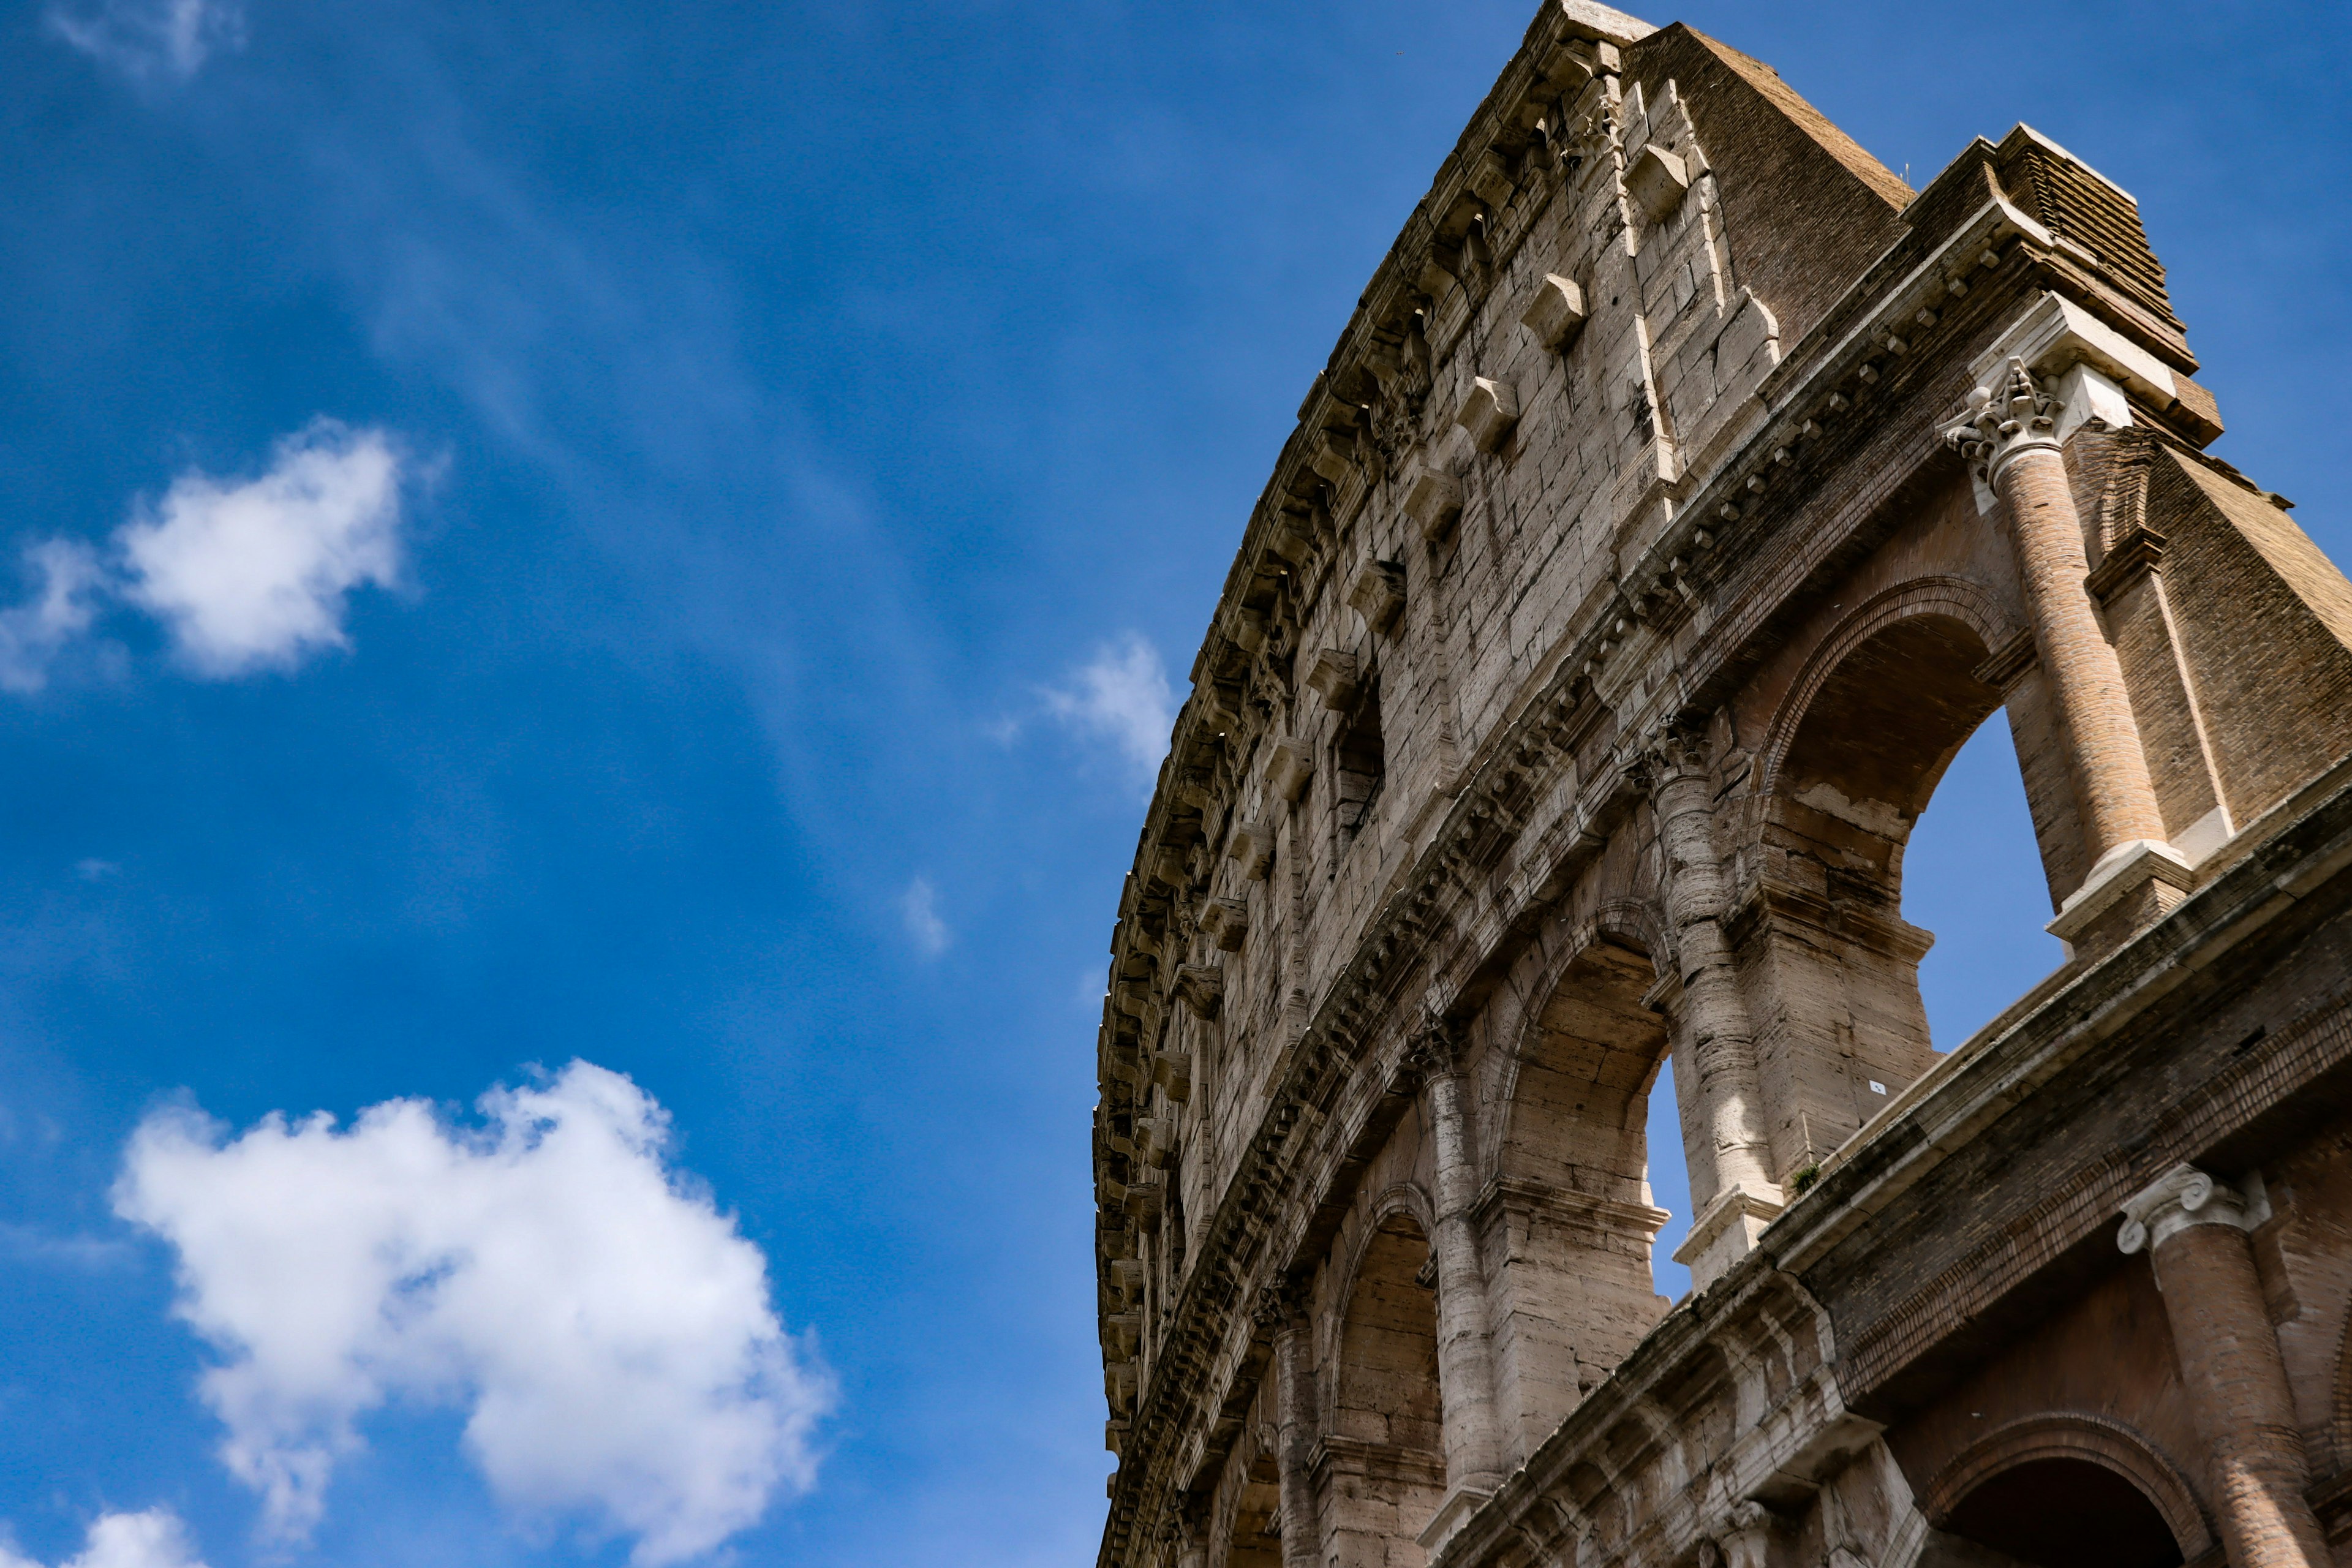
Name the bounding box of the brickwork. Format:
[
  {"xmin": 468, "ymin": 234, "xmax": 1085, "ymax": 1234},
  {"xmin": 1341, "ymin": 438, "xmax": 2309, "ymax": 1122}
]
[{"xmin": 1089, "ymin": 7, "xmax": 2352, "ymax": 1568}]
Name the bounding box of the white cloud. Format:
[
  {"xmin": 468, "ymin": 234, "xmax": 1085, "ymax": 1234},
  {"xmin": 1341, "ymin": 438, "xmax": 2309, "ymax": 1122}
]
[
  {"xmin": 901, "ymin": 876, "xmax": 949, "ymax": 957},
  {"xmin": 116, "ymin": 420, "xmax": 405, "ymax": 679},
  {"xmin": 0, "ymin": 540, "xmax": 104, "ymax": 693},
  {"xmin": 115, "ymin": 1061, "xmax": 830, "ymax": 1566},
  {"xmin": 1041, "ymin": 633, "xmax": 1174, "ymax": 786},
  {"xmin": 0, "ymin": 1510, "xmax": 208, "ymax": 1568},
  {"xmin": 44, "ymin": 0, "xmax": 242, "ymax": 81}
]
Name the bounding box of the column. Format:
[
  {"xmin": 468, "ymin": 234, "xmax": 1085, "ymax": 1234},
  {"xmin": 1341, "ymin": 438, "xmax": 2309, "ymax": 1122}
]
[
  {"xmin": 1254, "ymin": 1284, "xmax": 1320, "ymax": 1568},
  {"xmin": 1402, "ymin": 1023, "xmax": 1505, "ymax": 1498},
  {"xmin": 1945, "ymin": 360, "xmax": 2170, "ymax": 871},
  {"xmin": 2118, "ymin": 1165, "xmax": 2326, "ymax": 1568},
  {"xmin": 1645, "ymin": 737, "xmax": 1777, "ymax": 1205}
]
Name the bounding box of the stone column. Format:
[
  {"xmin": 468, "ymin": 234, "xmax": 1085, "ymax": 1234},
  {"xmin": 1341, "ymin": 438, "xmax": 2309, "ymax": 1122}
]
[
  {"xmin": 1254, "ymin": 1284, "xmax": 1319, "ymax": 1568},
  {"xmin": 2119, "ymin": 1164, "xmax": 2326, "ymax": 1568},
  {"xmin": 1402, "ymin": 1023, "xmax": 1505, "ymax": 1499},
  {"xmin": 1644, "ymin": 737, "xmax": 1777, "ymax": 1208},
  {"xmin": 1945, "ymin": 360, "xmax": 2179, "ymax": 931}
]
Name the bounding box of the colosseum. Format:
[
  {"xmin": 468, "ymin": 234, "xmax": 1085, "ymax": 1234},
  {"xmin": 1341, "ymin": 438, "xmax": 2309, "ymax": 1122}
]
[{"xmin": 1089, "ymin": 6, "xmax": 2352, "ymax": 1568}]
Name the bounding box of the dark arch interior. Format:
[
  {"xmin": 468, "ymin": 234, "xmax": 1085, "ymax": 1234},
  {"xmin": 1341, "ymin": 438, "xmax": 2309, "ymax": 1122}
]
[
  {"xmin": 1944, "ymin": 1457, "xmax": 2185, "ymax": 1568},
  {"xmin": 1334, "ymin": 1212, "xmax": 1441, "ymax": 1455},
  {"xmin": 1779, "ymin": 613, "xmax": 2002, "ymax": 900},
  {"xmin": 1502, "ymin": 941, "xmax": 1666, "ymax": 1205}
]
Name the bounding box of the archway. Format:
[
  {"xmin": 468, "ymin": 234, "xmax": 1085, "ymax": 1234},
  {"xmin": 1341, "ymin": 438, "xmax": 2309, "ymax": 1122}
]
[
  {"xmin": 1933, "ymin": 1458, "xmax": 2185, "ymax": 1568},
  {"xmin": 1323, "ymin": 1209, "xmax": 1447, "ymax": 1564},
  {"xmin": 1752, "ymin": 595, "xmax": 2048, "ymax": 1174},
  {"xmin": 1333, "ymin": 1212, "xmax": 1442, "ymax": 1455},
  {"xmin": 1501, "ymin": 938, "xmax": 1670, "ymax": 1206},
  {"xmin": 1488, "ymin": 934, "xmax": 1675, "ymax": 1457}
]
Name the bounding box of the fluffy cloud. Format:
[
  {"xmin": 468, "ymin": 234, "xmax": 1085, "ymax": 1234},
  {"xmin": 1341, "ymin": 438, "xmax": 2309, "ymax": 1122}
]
[
  {"xmin": 900, "ymin": 876, "xmax": 949, "ymax": 957},
  {"xmin": 118, "ymin": 420, "xmax": 404, "ymax": 677},
  {"xmin": 44, "ymin": 0, "xmax": 241, "ymax": 80},
  {"xmin": 1042, "ymin": 633, "xmax": 1174, "ymax": 786},
  {"xmin": 0, "ymin": 1510, "xmax": 208, "ymax": 1568},
  {"xmin": 115, "ymin": 1062, "xmax": 829, "ymax": 1566},
  {"xmin": 0, "ymin": 540, "xmax": 103, "ymax": 693}
]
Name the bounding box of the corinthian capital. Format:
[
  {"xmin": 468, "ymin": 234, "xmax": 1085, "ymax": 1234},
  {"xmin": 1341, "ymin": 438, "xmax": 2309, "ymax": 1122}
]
[
  {"xmin": 1395, "ymin": 1010, "xmax": 1464, "ymax": 1090},
  {"xmin": 1941, "ymin": 356, "xmax": 2060, "ymax": 487},
  {"xmin": 1251, "ymin": 1279, "xmax": 1307, "ymax": 1334},
  {"xmin": 2117, "ymin": 1163, "xmax": 2271, "ymax": 1255}
]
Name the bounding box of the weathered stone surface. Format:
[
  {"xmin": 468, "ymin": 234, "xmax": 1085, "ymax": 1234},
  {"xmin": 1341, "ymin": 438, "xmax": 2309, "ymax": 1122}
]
[{"xmin": 1089, "ymin": 10, "xmax": 2352, "ymax": 1568}]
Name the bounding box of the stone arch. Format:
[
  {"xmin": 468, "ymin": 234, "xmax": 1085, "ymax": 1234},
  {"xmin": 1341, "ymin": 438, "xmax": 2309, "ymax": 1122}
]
[
  {"xmin": 1730, "ymin": 577, "xmax": 2026, "ymax": 1167},
  {"xmin": 1760, "ymin": 575, "xmax": 2021, "ymax": 902},
  {"xmin": 1322, "ymin": 1185, "xmax": 1440, "ymax": 1436},
  {"xmin": 1320, "ymin": 1200, "xmax": 1448, "ymax": 1566},
  {"xmin": 1494, "ymin": 919, "xmax": 1671, "ymax": 1204},
  {"xmin": 1474, "ymin": 905, "xmax": 1676, "ymax": 1468},
  {"xmin": 1919, "ymin": 1412, "xmax": 2212, "ymax": 1566}
]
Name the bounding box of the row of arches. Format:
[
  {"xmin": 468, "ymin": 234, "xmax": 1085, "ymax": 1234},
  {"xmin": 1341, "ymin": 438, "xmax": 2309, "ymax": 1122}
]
[{"xmin": 1205, "ymin": 573, "xmax": 2089, "ymax": 1567}]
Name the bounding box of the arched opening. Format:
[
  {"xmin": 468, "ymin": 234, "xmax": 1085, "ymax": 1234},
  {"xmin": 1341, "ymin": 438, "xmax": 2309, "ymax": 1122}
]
[
  {"xmin": 1934, "ymin": 1457, "xmax": 2185, "ymax": 1568},
  {"xmin": 1488, "ymin": 937, "xmax": 1675, "ymax": 1454},
  {"xmin": 1502, "ymin": 940, "xmax": 1668, "ymax": 1205},
  {"xmin": 1753, "ymin": 604, "xmax": 2061, "ymax": 1178},
  {"xmin": 1324, "ymin": 1210, "xmax": 1446, "ymax": 1563},
  {"xmin": 1333, "ymin": 1213, "xmax": 1442, "ymax": 1455},
  {"xmin": 1776, "ymin": 612, "xmax": 2002, "ymax": 907}
]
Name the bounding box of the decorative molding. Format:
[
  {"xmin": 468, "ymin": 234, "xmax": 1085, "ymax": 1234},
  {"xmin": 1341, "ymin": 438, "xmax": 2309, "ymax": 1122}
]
[{"xmin": 2084, "ymin": 525, "xmax": 2167, "ymax": 606}]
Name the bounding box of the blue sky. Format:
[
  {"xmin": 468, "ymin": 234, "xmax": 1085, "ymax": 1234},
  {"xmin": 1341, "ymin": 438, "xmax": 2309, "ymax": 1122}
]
[{"xmin": 0, "ymin": 2, "xmax": 2343, "ymax": 1565}]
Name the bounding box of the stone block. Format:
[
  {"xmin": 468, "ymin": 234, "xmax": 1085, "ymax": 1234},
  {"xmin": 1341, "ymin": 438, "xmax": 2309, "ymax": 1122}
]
[
  {"xmin": 1456, "ymin": 377, "xmax": 1521, "ymax": 453},
  {"xmin": 1625, "ymin": 143, "xmax": 1689, "ymax": 222},
  {"xmin": 1267, "ymin": 739, "xmax": 1314, "ymax": 802},
  {"xmin": 1520, "ymin": 273, "xmax": 1589, "ymax": 351},
  {"xmin": 1348, "ymin": 560, "xmax": 1407, "ymax": 633},
  {"xmin": 1403, "ymin": 463, "xmax": 1465, "ymax": 540},
  {"xmin": 1304, "ymin": 648, "xmax": 1361, "ymax": 707}
]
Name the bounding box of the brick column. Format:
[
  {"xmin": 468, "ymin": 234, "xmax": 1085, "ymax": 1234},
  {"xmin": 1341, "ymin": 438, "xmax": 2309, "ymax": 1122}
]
[
  {"xmin": 1403, "ymin": 1023, "xmax": 1504, "ymax": 1499},
  {"xmin": 1644, "ymin": 739, "xmax": 1777, "ymax": 1204},
  {"xmin": 1945, "ymin": 358, "xmax": 2168, "ymax": 867},
  {"xmin": 1254, "ymin": 1285, "xmax": 1319, "ymax": 1568},
  {"xmin": 2119, "ymin": 1165, "xmax": 2325, "ymax": 1568}
]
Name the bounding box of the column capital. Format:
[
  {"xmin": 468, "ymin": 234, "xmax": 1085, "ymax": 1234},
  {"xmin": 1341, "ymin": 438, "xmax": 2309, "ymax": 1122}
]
[
  {"xmin": 1629, "ymin": 722, "xmax": 1712, "ymax": 796},
  {"xmin": 1252, "ymin": 1279, "xmax": 1308, "ymax": 1335},
  {"xmin": 1941, "ymin": 356, "xmax": 2062, "ymax": 489},
  {"xmin": 1395, "ymin": 1011, "xmax": 1465, "ymax": 1090},
  {"xmin": 2117, "ymin": 1163, "xmax": 2271, "ymax": 1256}
]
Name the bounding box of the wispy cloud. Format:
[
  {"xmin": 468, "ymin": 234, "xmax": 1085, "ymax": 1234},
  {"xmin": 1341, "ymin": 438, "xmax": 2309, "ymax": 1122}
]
[
  {"xmin": 0, "ymin": 1509, "xmax": 208, "ymax": 1568},
  {"xmin": 0, "ymin": 1221, "xmax": 134, "ymax": 1271},
  {"xmin": 0, "ymin": 541, "xmax": 103, "ymax": 694},
  {"xmin": 44, "ymin": 0, "xmax": 242, "ymax": 81},
  {"xmin": 1041, "ymin": 633, "xmax": 1174, "ymax": 788},
  {"xmin": 119, "ymin": 420, "xmax": 405, "ymax": 677},
  {"xmin": 900, "ymin": 877, "xmax": 949, "ymax": 957},
  {"xmin": 115, "ymin": 1062, "xmax": 831, "ymax": 1566}
]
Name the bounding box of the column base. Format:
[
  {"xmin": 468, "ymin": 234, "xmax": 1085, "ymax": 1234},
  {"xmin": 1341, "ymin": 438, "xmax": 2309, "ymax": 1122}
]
[
  {"xmin": 2048, "ymin": 838, "xmax": 2195, "ymax": 951},
  {"xmin": 1672, "ymin": 1183, "xmax": 1787, "ymax": 1291},
  {"xmin": 1416, "ymin": 1479, "xmax": 1500, "ymax": 1556}
]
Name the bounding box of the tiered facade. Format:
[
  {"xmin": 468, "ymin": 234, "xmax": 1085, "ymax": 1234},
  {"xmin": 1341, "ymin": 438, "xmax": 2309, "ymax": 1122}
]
[{"xmin": 1091, "ymin": 7, "xmax": 2352, "ymax": 1567}]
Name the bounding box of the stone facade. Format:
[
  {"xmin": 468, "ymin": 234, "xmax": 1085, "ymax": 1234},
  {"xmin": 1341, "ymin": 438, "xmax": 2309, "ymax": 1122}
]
[{"xmin": 1090, "ymin": 6, "xmax": 2352, "ymax": 1567}]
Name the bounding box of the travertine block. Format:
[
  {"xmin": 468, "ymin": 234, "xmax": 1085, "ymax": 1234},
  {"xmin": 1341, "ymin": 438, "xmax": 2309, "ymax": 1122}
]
[
  {"xmin": 1625, "ymin": 142, "xmax": 1689, "ymax": 222},
  {"xmin": 1403, "ymin": 463, "xmax": 1465, "ymax": 539},
  {"xmin": 1456, "ymin": 377, "xmax": 1521, "ymax": 453},
  {"xmin": 1521, "ymin": 273, "xmax": 1589, "ymax": 351}
]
